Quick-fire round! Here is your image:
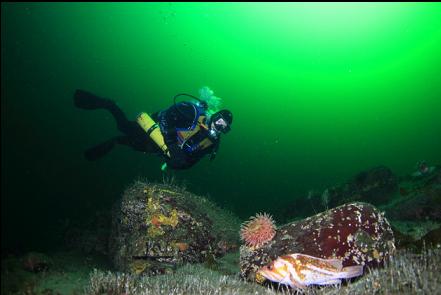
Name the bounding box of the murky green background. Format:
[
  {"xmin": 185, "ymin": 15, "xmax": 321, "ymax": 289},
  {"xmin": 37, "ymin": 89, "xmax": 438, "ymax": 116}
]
[{"xmin": 2, "ymin": 3, "xmax": 441, "ymax": 251}]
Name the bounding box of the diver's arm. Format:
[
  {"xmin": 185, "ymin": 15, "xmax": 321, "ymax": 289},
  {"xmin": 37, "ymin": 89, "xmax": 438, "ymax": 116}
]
[
  {"xmin": 166, "ymin": 138, "xmax": 217, "ymax": 169},
  {"xmin": 209, "ymin": 140, "xmax": 220, "ymax": 161},
  {"xmin": 184, "ymin": 141, "xmax": 217, "ymax": 166},
  {"xmin": 166, "ymin": 156, "xmax": 195, "ymax": 170},
  {"xmin": 160, "ymin": 113, "xmax": 178, "ymax": 147},
  {"xmin": 165, "ymin": 144, "xmax": 197, "ymax": 169}
]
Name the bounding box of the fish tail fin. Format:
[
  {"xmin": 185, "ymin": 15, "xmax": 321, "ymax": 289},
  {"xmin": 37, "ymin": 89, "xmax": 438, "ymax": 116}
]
[{"xmin": 340, "ymin": 265, "xmax": 364, "ymax": 279}]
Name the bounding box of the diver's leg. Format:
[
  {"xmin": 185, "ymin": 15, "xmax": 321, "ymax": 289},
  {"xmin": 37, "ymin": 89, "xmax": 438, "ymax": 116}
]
[
  {"xmin": 106, "ymin": 103, "xmax": 135, "ymax": 135},
  {"xmin": 114, "ymin": 135, "xmax": 133, "ymax": 147},
  {"xmin": 84, "ymin": 138, "xmax": 118, "ymax": 161},
  {"xmin": 74, "ymin": 89, "xmax": 114, "ymax": 110},
  {"xmin": 116, "ymin": 134, "xmax": 162, "ymax": 154},
  {"xmin": 84, "ymin": 135, "xmax": 138, "ymax": 161},
  {"xmin": 74, "ymin": 89, "xmax": 135, "ymax": 135}
]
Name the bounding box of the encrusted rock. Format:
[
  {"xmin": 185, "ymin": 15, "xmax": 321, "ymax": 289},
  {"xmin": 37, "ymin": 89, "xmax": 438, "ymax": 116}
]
[
  {"xmin": 240, "ymin": 202, "xmax": 395, "ymax": 283},
  {"xmin": 416, "ymin": 227, "xmax": 441, "ymax": 249},
  {"xmin": 325, "ymin": 166, "xmax": 398, "ymax": 207},
  {"xmin": 383, "ymin": 166, "xmax": 441, "ymax": 221},
  {"xmin": 283, "ymin": 166, "xmax": 398, "ymax": 219},
  {"xmin": 109, "ymin": 180, "xmax": 240, "ymax": 276}
]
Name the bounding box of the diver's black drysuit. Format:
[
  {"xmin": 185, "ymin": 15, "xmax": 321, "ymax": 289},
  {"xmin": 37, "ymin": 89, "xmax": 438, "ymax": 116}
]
[{"xmin": 74, "ymin": 89, "xmax": 219, "ymax": 169}]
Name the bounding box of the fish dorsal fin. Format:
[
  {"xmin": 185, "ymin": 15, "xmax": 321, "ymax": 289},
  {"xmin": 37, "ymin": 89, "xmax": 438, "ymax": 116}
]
[
  {"xmin": 323, "ymin": 258, "xmax": 343, "ymax": 270},
  {"xmin": 292, "ymin": 253, "xmax": 320, "ymax": 260},
  {"xmin": 294, "ymin": 253, "xmax": 343, "ymax": 270}
]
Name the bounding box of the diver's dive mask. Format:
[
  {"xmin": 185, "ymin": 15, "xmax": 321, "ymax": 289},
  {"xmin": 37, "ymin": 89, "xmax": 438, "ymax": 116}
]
[
  {"xmin": 209, "ymin": 110, "xmax": 233, "ymax": 138},
  {"xmin": 214, "ymin": 117, "xmax": 231, "ymax": 133},
  {"xmin": 208, "ymin": 119, "xmax": 228, "ymax": 139}
]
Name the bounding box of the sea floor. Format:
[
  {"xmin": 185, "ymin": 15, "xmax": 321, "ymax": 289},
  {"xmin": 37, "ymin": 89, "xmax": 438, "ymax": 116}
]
[{"xmin": 2, "ymin": 247, "xmax": 440, "ymax": 295}]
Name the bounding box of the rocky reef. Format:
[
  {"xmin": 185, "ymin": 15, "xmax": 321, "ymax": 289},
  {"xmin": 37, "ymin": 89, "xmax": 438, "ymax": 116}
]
[
  {"xmin": 282, "ymin": 166, "xmax": 399, "ymax": 219},
  {"xmin": 381, "ymin": 166, "xmax": 441, "ymax": 222},
  {"xmin": 3, "ymin": 165, "xmax": 439, "ymax": 295},
  {"xmin": 108, "ymin": 180, "xmax": 241, "ymax": 276},
  {"xmin": 240, "ymin": 202, "xmax": 396, "ymax": 284},
  {"xmin": 325, "ymin": 166, "xmax": 398, "ymax": 207}
]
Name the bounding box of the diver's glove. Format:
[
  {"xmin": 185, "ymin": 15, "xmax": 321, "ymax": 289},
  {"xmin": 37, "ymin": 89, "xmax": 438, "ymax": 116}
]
[
  {"xmin": 166, "ymin": 144, "xmax": 189, "ymax": 169},
  {"xmin": 167, "ymin": 144, "xmax": 185, "ymax": 158}
]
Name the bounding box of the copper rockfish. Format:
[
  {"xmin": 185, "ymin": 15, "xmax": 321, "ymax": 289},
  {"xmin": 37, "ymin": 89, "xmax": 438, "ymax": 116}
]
[{"xmin": 258, "ymin": 253, "xmax": 364, "ymax": 289}]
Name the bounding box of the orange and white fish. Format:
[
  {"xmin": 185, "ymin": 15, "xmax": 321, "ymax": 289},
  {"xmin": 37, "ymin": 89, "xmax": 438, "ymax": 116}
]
[{"xmin": 258, "ymin": 253, "xmax": 364, "ymax": 289}]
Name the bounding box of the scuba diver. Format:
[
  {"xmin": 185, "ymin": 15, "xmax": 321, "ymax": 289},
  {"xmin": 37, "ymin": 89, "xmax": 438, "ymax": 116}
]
[{"xmin": 73, "ymin": 87, "xmax": 233, "ymax": 170}]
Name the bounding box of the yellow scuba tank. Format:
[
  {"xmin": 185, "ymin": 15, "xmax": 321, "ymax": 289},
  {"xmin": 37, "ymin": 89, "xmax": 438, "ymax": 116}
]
[{"xmin": 136, "ymin": 112, "xmax": 170, "ymax": 157}]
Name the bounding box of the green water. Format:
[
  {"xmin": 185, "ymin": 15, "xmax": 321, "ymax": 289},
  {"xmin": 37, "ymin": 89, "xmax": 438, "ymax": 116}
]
[{"xmin": 2, "ymin": 3, "xmax": 441, "ymax": 252}]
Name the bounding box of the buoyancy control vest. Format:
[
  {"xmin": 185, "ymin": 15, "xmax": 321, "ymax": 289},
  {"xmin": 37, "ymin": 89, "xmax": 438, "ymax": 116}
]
[{"xmin": 175, "ymin": 104, "xmax": 214, "ymax": 153}]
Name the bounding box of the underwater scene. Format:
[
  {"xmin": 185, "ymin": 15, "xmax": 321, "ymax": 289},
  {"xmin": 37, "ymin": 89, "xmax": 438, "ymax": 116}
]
[{"xmin": 2, "ymin": 2, "xmax": 441, "ymax": 294}]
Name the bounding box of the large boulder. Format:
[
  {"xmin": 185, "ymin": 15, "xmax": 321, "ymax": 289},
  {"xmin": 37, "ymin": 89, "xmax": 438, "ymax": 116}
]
[
  {"xmin": 382, "ymin": 166, "xmax": 441, "ymax": 221},
  {"xmin": 109, "ymin": 180, "xmax": 240, "ymax": 276},
  {"xmin": 282, "ymin": 166, "xmax": 399, "ymax": 219},
  {"xmin": 324, "ymin": 166, "xmax": 398, "ymax": 207},
  {"xmin": 240, "ymin": 202, "xmax": 395, "ymax": 283}
]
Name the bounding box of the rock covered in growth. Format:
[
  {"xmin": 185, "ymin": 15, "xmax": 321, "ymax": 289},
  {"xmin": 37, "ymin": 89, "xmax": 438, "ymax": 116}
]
[
  {"xmin": 240, "ymin": 202, "xmax": 395, "ymax": 283},
  {"xmin": 382, "ymin": 166, "xmax": 441, "ymax": 221},
  {"xmin": 324, "ymin": 166, "xmax": 398, "ymax": 207},
  {"xmin": 109, "ymin": 180, "xmax": 240, "ymax": 276},
  {"xmin": 284, "ymin": 166, "xmax": 398, "ymax": 219}
]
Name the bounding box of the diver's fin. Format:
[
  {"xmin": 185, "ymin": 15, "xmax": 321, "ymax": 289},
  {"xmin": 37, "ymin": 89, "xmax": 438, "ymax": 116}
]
[
  {"xmin": 84, "ymin": 138, "xmax": 117, "ymax": 161},
  {"xmin": 74, "ymin": 89, "xmax": 113, "ymax": 110}
]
